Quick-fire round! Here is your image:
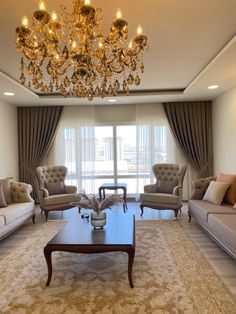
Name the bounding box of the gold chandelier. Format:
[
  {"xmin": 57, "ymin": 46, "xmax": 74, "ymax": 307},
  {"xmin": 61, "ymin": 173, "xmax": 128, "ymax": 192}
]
[{"xmin": 15, "ymin": 0, "xmax": 148, "ymax": 100}]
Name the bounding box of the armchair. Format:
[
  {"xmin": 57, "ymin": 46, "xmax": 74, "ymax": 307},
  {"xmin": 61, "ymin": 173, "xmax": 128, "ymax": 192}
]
[
  {"xmin": 35, "ymin": 166, "xmax": 79, "ymax": 221},
  {"xmin": 140, "ymin": 163, "xmax": 186, "ymax": 218}
]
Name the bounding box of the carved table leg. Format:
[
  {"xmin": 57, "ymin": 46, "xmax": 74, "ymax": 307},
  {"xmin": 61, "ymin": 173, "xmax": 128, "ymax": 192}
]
[
  {"xmin": 140, "ymin": 205, "xmax": 144, "ymax": 216},
  {"xmin": 127, "ymin": 249, "xmax": 135, "ymax": 288},
  {"xmin": 44, "ymin": 246, "xmax": 53, "ymax": 286}
]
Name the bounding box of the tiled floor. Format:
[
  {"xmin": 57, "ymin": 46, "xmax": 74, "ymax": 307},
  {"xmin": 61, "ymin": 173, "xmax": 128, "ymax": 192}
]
[{"xmin": 0, "ymin": 202, "xmax": 236, "ymax": 301}]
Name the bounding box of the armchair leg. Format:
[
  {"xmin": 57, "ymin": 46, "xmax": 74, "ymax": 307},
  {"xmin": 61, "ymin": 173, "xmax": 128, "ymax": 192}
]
[
  {"xmin": 174, "ymin": 209, "xmax": 178, "ymax": 218},
  {"xmin": 188, "ymin": 210, "xmax": 192, "ymax": 223},
  {"xmin": 140, "ymin": 205, "xmax": 144, "ymax": 217},
  {"xmin": 44, "ymin": 210, "xmax": 49, "ymax": 222},
  {"xmin": 32, "ymin": 214, "xmax": 36, "ymax": 224}
]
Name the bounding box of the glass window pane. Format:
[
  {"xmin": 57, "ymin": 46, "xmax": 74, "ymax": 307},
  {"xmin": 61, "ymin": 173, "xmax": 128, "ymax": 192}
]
[
  {"xmin": 94, "ymin": 126, "xmax": 114, "ymax": 175},
  {"xmin": 117, "ymin": 126, "xmax": 136, "ymax": 176}
]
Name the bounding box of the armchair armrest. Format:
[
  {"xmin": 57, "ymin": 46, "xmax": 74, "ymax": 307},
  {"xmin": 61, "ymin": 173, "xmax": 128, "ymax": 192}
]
[
  {"xmin": 11, "ymin": 182, "xmax": 34, "ymax": 203},
  {"xmin": 65, "ymin": 185, "xmax": 77, "ymax": 194},
  {"xmin": 40, "ymin": 187, "xmax": 49, "ymax": 198},
  {"xmin": 191, "ymin": 176, "xmax": 216, "ymax": 200},
  {"xmin": 144, "ymin": 184, "xmax": 157, "ymax": 193},
  {"xmin": 173, "ymin": 185, "xmax": 183, "ymax": 197}
]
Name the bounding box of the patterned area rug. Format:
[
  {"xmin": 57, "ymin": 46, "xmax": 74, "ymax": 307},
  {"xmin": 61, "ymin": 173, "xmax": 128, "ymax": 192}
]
[{"xmin": 0, "ymin": 219, "xmax": 235, "ymax": 314}]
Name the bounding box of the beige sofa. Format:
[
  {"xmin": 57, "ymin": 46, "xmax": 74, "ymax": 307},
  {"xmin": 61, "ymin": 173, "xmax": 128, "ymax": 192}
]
[
  {"xmin": 0, "ymin": 179, "xmax": 35, "ymax": 240},
  {"xmin": 188, "ymin": 176, "xmax": 236, "ymax": 259}
]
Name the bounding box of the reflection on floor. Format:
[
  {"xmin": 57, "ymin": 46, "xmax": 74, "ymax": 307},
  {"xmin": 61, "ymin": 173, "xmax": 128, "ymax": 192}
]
[{"xmin": 0, "ymin": 201, "xmax": 236, "ymax": 301}]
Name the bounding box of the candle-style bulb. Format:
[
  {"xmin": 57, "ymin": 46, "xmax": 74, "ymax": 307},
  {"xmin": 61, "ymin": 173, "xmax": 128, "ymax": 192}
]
[
  {"xmin": 137, "ymin": 25, "xmax": 143, "ymax": 35},
  {"xmin": 72, "ymin": 41, "xmax": 77, "ymax": 49},
  {"xmin": 128, "ymin": 41, "xmax": 133, "ymax": 49},
  {"xmin": 22, "ymin": 16, "xmax": 29, "ymax": 27},
  {"xmin": 84, "ymin": 0, "xmax": 91, "ymax": 4},
  {"xmin": 39, "ymin": 1, "xmax": 46, "ymax": 11},
  {"xmin": 51, "ymin": 11, "xmax": 57, "ymax": 21},
  {"xmin": 98, "ymin": 40, "xmax": 103, "ymax": 48},
  {"xmin": 116, "ymin": 9, "xmax": 122, "ymax": 19}
]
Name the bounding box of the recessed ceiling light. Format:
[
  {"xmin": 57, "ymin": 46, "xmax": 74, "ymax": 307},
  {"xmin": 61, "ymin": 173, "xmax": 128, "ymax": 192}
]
[
  {"xmin": 208, "ymin": 85, "xmax": 219, "ymax": 90},
  {"xmin": 3, "ymin": 92, "xmax": 15, "ymax": 96},
  {"xmin": 108, "ymin": 99, "xmax": 117, "ymax": 103}
]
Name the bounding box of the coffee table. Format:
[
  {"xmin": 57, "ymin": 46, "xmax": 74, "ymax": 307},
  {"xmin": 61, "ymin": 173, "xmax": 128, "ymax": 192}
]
[{"xmin": 44, "ymin": 213, "xmax": 135, "ymax": 287}]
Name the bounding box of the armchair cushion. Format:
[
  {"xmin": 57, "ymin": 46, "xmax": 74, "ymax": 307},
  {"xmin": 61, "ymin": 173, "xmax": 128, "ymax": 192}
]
[
  {"xmin": 45, "ymin": 181, "xmax": 65, "ymax": 195},
  {"xmin": 140, "ymin": 192, "xmax": 179, "ymax": 205},
  {"xmin": 42, "ymin": 193, "xmax": 79, "ymax": 207},
  {"xmin": 157, "ymin": 179, "xmax": 178, "ymax": 194}
]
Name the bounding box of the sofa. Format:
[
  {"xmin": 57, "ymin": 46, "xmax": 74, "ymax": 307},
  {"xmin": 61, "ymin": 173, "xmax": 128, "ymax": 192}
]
[
  {"xmin": 188, "ymin": 176, "xmax": 236, "ymax": 260},
  {"xmin": 0, "ymin": 178, "xmax": 35, "ymax": 240}
]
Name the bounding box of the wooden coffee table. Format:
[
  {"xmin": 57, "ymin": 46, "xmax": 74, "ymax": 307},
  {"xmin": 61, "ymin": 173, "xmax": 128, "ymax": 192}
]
[{"xmin": 44, "ymin": 213, "xmax": 135, "ymax": 287}]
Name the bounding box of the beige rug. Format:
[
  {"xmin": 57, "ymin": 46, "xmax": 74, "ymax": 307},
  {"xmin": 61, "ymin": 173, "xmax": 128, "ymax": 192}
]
[{"xmin": 0, "ymin": 219, "xmax": 236, "ymax": 314}]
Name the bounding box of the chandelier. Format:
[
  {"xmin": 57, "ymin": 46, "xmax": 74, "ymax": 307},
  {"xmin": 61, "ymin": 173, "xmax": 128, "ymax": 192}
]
[{"xmin": 15, "ymin": 0, "xmax": 148, "ymax": 100}]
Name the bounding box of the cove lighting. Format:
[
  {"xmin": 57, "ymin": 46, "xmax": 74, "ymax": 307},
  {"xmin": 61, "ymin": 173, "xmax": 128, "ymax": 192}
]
[
  {"xmin": 3, "ymin": 92, "xmax": 15, "ymax": 96},
  {"xmin": 108, "ymin": 99, "xmax": 117, "ymax": 103},
  {"xmin": 208, "ymin": 85, "xmax": 219, "ymax": 90}
]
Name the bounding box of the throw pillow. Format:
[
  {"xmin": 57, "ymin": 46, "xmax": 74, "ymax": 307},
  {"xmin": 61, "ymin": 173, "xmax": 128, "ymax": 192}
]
[
  {"xmin": 0, "ymin": 177, "xmax": 13, "ymax": 204},
  {"xmin": 234, "ymin": 203, "xmax": 236, "ymax": 209},
  {"xmin": 0, "ymin": 183, "xmax": 7, "ymax": 208},
  {"xmin": 217, "ymin": 172, "xmax": 236, "ymax": 205},
  {"xmin": 203, "ymin": 181, "xmax": 230, "ymax": 206},
  {"xmin": 45, "ymin": 181, "xmax": 65, "ymax": 195},
  {"xmin": 157, "ymin": 179, "xmax": 178, "ymax": 194}
]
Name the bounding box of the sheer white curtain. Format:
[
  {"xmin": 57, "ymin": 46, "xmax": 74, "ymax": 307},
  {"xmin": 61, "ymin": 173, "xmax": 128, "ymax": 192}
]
[
  {"xmin": 46, "ymin": 106, "xmax": 96, "ymax": 193},
  {"xmin": 136, "ymin": 104, "xmax": 194, "ymax": 200}
]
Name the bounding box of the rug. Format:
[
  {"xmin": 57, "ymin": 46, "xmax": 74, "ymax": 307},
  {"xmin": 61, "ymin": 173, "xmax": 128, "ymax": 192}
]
[{"xmin": 0, "ymin": 219, "xmax": 235, "ymax": 314}]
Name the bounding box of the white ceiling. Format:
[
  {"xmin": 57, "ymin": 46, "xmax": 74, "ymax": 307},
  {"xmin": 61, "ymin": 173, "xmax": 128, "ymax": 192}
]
[{"xmin": 1, "ymin": 0, "xmax": 236, "ymax": 106}]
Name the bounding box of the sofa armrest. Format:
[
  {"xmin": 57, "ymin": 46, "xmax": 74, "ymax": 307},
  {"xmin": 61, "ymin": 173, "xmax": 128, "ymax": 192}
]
[
  {"xmin": 173, "ymin": 185, "xmax": 183, "ymax": 197},
  {"xmin": 65, "ymin": 185, "xmax": 77, "ymax": 194},
  {"xmin": 191, "ymin": 176, "xmax": 216, "ymax": 200},
  {"xmin": 144, "ymin": 184, "xmax": 157, "ymax": 193},
  {"xmin": 11, "ymin": 182, "xmax": 34, "ymax": 203}
]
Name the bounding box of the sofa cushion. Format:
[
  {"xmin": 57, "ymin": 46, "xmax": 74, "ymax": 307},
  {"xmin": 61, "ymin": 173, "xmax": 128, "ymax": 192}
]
[
  {"xmin": 0, "ymin": 184, "xmax": 7, "ymax": 208},
  {"xmin": 140, "ymin": 192, "xmax": 179, "ymax": 205},
  {"xmin": 217, "ymin": 172, "xmax": 236, "ymax": 205},
  {"xmin": 42, "ymin": 193, "xmax": 79, "ymax": 207},
  {"xmin": 203, "ymin": 181, "xmax": 229, "ymax": 205},
  {"xmin": 0, "ymin": 216, "xmax": 5, "ymax": 229},
  {"xmin": 45, "ymin": 181, "xmax": 65, "ymax": 195},
  {"xmin": 0, "ymin": 177, "xmax": 13, "ymax": 204},
  {"xmin": 188, "ymin": 199, "xmax": 236, "ymax": 225},
  {"xmin": 0, "ymin": 202, "xmax": 34, "ymax": 225},
  {"xmin": 208, "ymin": 214, "xmax": 236, "ymax": 255}
]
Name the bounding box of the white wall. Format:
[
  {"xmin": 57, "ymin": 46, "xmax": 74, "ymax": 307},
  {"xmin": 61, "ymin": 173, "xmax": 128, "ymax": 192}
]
[
  {"xmin": 0, "ymin": 100, "xmax": 18, "ymax": 179},
  {"xmin": 212, "ymin": 87, "xmax": 236, "ymax": 174}
]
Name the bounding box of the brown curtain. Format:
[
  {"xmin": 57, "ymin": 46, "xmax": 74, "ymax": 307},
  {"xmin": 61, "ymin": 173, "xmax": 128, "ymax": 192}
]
[
  {"xmin": 163, "ymin": 101, "xmax": 213, "ymax": 178},
  {"xmin": 18, "ymin": 106, "xmax": 63, "ymax": 199}
]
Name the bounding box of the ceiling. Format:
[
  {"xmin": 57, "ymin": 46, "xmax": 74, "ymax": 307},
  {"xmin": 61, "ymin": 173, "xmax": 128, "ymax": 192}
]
[{"xmin": 1, "ymin": 0, "xmax": 236, "ymax": 106}]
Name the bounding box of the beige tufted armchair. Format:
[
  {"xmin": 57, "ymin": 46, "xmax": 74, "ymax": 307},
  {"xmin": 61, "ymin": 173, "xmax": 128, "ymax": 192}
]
[
  {"xmin": 140, "ymin": 163, "xmax": 186, "ymax": 218},
  {"xmin": 35, "ymin": 166, "xmax": 79, "ymax": 221}
]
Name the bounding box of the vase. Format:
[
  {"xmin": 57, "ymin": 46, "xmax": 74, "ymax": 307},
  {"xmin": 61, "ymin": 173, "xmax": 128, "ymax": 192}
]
[{"xmin": 91, "ymin": 210, "xmax": 106, "ymax": 229}]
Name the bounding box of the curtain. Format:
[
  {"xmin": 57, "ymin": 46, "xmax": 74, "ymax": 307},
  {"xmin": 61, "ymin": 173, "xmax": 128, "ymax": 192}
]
[
  {"xmin": 18, "ymin": 106, "xmax": 63, "ymax": 199},
  {"xmin": 46, "ymin": 106, "xmax": 96, "ymax": 193},
  {"xmin": 163, "ymin": 102, "xmax": 213, "ymax": 178},
  {"xmin": 136, "ymin": 104, "xmax": 195, "ymax": 200}
]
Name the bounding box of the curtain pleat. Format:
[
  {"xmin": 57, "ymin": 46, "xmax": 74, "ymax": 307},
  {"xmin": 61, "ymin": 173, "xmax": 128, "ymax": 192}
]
[
  {"xmin": 18, "ymin": 106, "xmax": 63, "ymax": 199},
  {"xmin": 163, "ymin": 102, "xmax": 213, "ymax": 178}
]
